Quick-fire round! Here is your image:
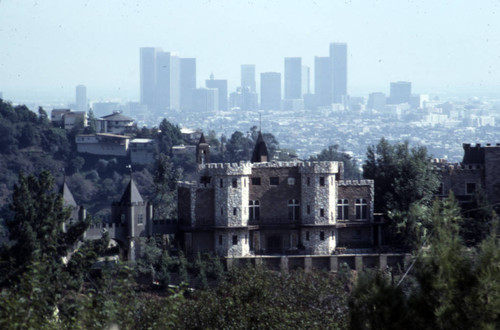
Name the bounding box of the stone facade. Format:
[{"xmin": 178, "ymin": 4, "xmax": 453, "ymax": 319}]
[{"xmin": 178, "ymin": 160, "xmax": 378, "ymax": 257}]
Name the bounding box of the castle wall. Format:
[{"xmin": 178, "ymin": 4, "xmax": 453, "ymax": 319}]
[
  {"xmin": 484, "ymin": 146, "xmax": 500, "ymax": 204},
  {"xmin": 337, "ymin": 180, "xmax": 374, "ymax": 221}
]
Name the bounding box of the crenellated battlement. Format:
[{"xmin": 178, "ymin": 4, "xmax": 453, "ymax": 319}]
[
  {"xmin": 433, "ymin": 162, "xmax": 484, "ymax": 172},
  {"xmin": 201, "ymin": 162, "xmax": 253, "ymax": 176},
  {"xmin": 298, "ymin": 161, "xmax": 339, "ymax": 174},
  {"xmin": 338, "ymin": 179, "xmax": 374, "ymax": 186}
]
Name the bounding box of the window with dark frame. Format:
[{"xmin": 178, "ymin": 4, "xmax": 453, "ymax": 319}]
[
  {"xmin": 306, "ymin": 231, "xmax": 310, "ymax": 241},
  {"xmin": 320, "ymin": 208, "xmax": 325, "ymax": 217},
  {"xmin": 307, "ymin": 205, "xmax": 311, "ymax": 215},
  {"xmin": 220, "ymin": 179, "xmax": 223, "ymax": 188},
  {"xmin": 232, "ymin": 235, "xmax": 238, "ymax": 245},
  {"xmin": 319, "ymin": 177, "xmax": 325, "ymax": 186},
  {"xmin": 466, "ymin": 182, "xmax": 476, "ymax": 195},
  {"xmin": 249, "ymin": 200, "xmax": 260, "ymax": 220},
  {"xmin": 233, "ymin": 208, "xmax": 237, "ymax": 216},
  {"xmin": 270, "ymin": 177, "xmax": 279, "ymax": 185},
  {"xmin": 252, "ymin": 177, "xmax": 261, "ymax": 185},
  {"xmin": 232, "ymin": 179, "xmax": 237, "ymax": 188},
  {"xmin": 337, "ymin": 199, "xmax": 349, "ymax": 220},
  {"xmin": 355, "ymin": 198, "xmax": 368, "ymax": 220},
  {"xmin": 288, "ymin": 199, "xmax": 300, "ymax": 220},
  {"xmin": 307, "ymin": 177, "xmax": 310, "ymax": 186},
  {"xmin": 320, "ymin": 231, "xmax": 325, "ymax": 241},
  {"xmin": 219, "ymin": 235, "xmax": 223, "ymax": 245}
]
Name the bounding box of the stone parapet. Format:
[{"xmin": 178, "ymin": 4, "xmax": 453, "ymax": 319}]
[{"xmin": 337, "ymin": 179, "xmax": 373, "ymax": 186}]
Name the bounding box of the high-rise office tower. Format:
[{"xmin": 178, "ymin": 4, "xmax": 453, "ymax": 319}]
[
  {"xmin": 330, "ymin": 42, "xmax": 347, "ymax": 103},
  {"xmin": 140, "ymin": 47, "xmax": 157, "ymax": 110},
  {"xmin": 156, "ymin": 51, "xmax": 180, "ymax": 111},
  {"xmin": 192, "ymin": 88, "xmax": 218, "ymax": 112},
  {"xmin": 75, "ymin": 85, "xmax": 87, "ymax": 112},
  {"xmin": 301, "ymin": 65, "xmax": 310, "ymax": 96},
  {"xmin": 284, "ymin": 57, "xmax": 302, "ymax": 99},
  {"xmin": 367, "ymin": 92, "xmax": 387, "ymax": 111},
  {"xmin": 180, "ymin": 58, "xmax": 196, "ymax": 111},
  {"xmin": 315, "ymin": 56, "xmax": 332, "ymax": 107},
  {"xmin": 389, "ymin": 81, "xmax": 411, "ymax": 104},
  {"xmin": 206, "ymin": 74, "xmax": 228, "ymax": 111},
  {"xmin": 260, "ymin": 72, "xmax": 281, "ymax": 110},
  {"xmin": 241, "ymin": 65, "xmax": 256, "ymax": 92}
]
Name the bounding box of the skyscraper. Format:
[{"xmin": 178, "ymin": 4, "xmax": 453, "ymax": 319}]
[
  {"xmin": 206, "ymin": 74, "xmax": 228, "ymax": 111},
  {"xmin": 314, "ymin": 56, "xmax": 332, "ymax": 107},
  {"xmin": 260, "ymin": 72, "xmax": 281, "ymax": 110},
  {"xmin": 241, "ymin": 64, "xmax": 256, "ymax": 92},
  {"xmin": 330, "ymin": 42, "xmax": 347, "ymax": 103},
  {"xmin": 192, "ymin": 88, "xmax": 218, "ymax": 112},
  {"xmin": 75, "ymin": 85, "xmax": 87, "ymax": 112},
  {"xmin": 156, "ymin": 51, "xmax": 180, "ymax": 111},
  {"xmin": 180, "ymin": 58, "xmax": 196, "ymax": 111},
  {"xmin": 389, "ymin": 81, "xmax": 412, "ymax": 104},
  {"xmin": 140, "ymin": 47, "xmax": 157, "ymax": 110},
  {"xmin": 284, "ymin": 57, "xmax": 302, "ymax": 99},
  {"xmin": 301, "ymin": 65, "xmax": 310, "ymax": 96}
]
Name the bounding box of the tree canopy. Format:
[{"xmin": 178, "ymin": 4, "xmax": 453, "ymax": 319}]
[{"xmin": 310, "ymin": 144, "xmax": 360, "ymax": 179}]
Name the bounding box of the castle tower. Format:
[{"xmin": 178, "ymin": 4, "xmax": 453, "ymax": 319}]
[
  {"xmin": 251, "ymin": 131, "xmax": 269, "ymax": 163},
  {"xmin": 60, "ymin": 180, "xmax": 86, "ymax": 231},
  {"xmin": 196, "ymin": 133, "xmax": 210, "ymax": 165},
  {"xmin": 112, "ymin": 178, "xmax": 152, "ymax": 261}
]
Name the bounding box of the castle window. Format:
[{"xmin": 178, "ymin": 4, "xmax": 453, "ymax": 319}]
[
  {"xmin": 307, "ymin": 205, "xmax": 311, "ymax": 215},
  {"xmin": 232, "ymin": 179, "xmax": 238, "ymax": 188},
  {"xmin": 233, "ymin": 208, "xmax": 237, "ymax": 216},
  {"xmin": 355, "ymin": 199, "xmax": 368, "ymax": 220},
  {"xmin": 252, "ymin": 177, "xmax": 261, "ymax": 185},
  {"xmin": 220, "ymin": 179, "xmax": 223, "ymax": 188},
  {"xmin": 120, "ymin": 213, "xmax": 126, "ymax": 224},
  {"xmin": 307, "ymin": 177, "xmax": 310, "ymax": 186},
  {"xmin": 232, "ymin": 235, "xmax": 238, "ymax": 245},
  {"xmin": 320, "ymin": 208, "xmax": 325, "ymax": 217},
  {"xmin": 270, "ymin": 177, "xmax": 279, "ymax": 186},
  {"xmin": 466, "ymin": 183, "xmax": 476, "ymax": 195},
  {"xmin": 319, "ymin": 177, "xmax": 325, "ymax": 186},
  {"xmin": 287, "ymin": 177, "xmax": 296, "ymax": 185},
  {"xmin": 249, "ymin": 200, "xmax": 260, "ymax": 220},
  {"xmin": 320, "ymin": 231, "xmax": 325, "ymax": 241},
  {"xmin": 288, "ymin": 199, "xmax": 300, "ymax": 221},
  {"xmin": 138, "ymin": 214, "xmax": 143, "ymax": 224},
  {"xmin": 221, "ymin": 207, "xmax": 223, "ymax": 216},
  {"xmin": 337, "ymin": 199, "xmax": 349, "ymax": 220},
  {"xmin": 306, "ymin": 231, "xmax": 310, "ymax": 241},
  {"xmin": 219, "ymin": 235, "xmax": 223, "ymax": 245}
]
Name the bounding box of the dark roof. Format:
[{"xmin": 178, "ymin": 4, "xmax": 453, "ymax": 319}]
[
  {"xmin": 251, "ymin": 131, "xmax": 269, "ymax": 163},
  {"xmin": 120, "ymin": 179, "xmax": 143, "ymax": 204},
  {"xmin": 199, "ymin": 133, "xmax": 207, "ymax": 144},
  {"xmin": 61, "ymin": 181, "xmax": 77, "ymax": 207},
  {"xmin": 101, "ymin": 113, "xmax": 134, "ymax": 122}
]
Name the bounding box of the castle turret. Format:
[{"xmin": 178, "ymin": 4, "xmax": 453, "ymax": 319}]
[
  {"xmin": 251, "ymin": 131, "xmax": 269, "ymax": 163},
  {"xmin": 196, "ymin": 133, "xmax": 210, "ymax": 165}
]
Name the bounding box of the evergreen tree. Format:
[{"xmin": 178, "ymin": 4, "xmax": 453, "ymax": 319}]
[
  {"xmin": 310, "ymin": 144, "xmax": 360, "ymax": 179},
  {"xmin": 152, "ymin": 153, "xmax": 182, "ymax": 219}
]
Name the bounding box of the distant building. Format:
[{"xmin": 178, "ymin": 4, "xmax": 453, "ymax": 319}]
[
  {"xmin": 284, "ymin": 57, "xmax": 302, "ymax": 99},
  {"xmin": 229, "ymin": 87, "xmax": 258, "ymax": 111},
  {"xmin": 206, "ymin": 74, "xmax": 228, "ymax": 111},
  {"xmin": 302, "ymin": 65, "xmax": 310, "ymax": 96},
  {"xmin": 179, "ymin": 58, "xmax": 197, "ymax": 112},
  {"xmin": 91, "ymin": 102, "xmax": 120, "ymax": 117},
  {"xmin": 75, "ymin": 85, "xmax": 87, "ymax": 112},
  {"xmin": 330, "ymin": 42, "xmax": 347, "ymax": 104},
  {"xmin": 96, "ymin": 112, "xmax": 135, "ymax": 135},
  {"xmin": 409, "ymin": 94, "xmax": 429, "ymax": 109},
  {"xmin": 241, "ymin": 64, "xmax": 256, "ymax": 92},
  {"xmin": 192, "ymin": 88, "xmax": 218, "ymax": 112},
  {"xmin": 260, "ymin": 72, "xmax": 281, "ymax": 110},
  {"xmin": 367, "ymin": 92, "xmax": 386, "ymax": 111},
  {"xmin": 50, "ymin": 109, "xmax": 87, "ymax": 130},
  {"xmin": 389, "ymin": 81, "xmax": 412, "ymax": 104},
  {"xmin": 156, "ymin": 51, "xmax": 180, "ymax": 112},
  {"xmin": 315, "ymin": 56, "xmax": 332, "ymax": 107},
  {"xmin": 76, "ymin": 133, "xmax": 130, "ymax": 157},
  {"xmin": 130, "ymin": 138, "xmax": 156, "ymax": 165},
  {"xmin": 140, "ymin": 47, "xmax": 158, "ymax": 110}
]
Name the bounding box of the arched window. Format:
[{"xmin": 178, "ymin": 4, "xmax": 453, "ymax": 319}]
[
  {"xmin": 355, "ymin": 198, "xmax": 368, "ymax": 220},
  {"xmin": 337, "ymin": 199, "xmax": 349, "ymax": 220}
]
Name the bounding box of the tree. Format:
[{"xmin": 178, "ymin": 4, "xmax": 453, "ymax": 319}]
[
  {"xmin": 153, "ymin": 153, "xmax": 182, "ymax": 219},
  {"xmin": 363, "ymin": 138, "xmax": 440, "ymax": 249},
  {"xmin": 310, "ymin": 144, "xmax": 360, "ymax": 179}
]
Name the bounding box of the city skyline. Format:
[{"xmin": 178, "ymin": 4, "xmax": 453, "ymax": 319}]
[{"xmin": 1, "ymin": 1, "xmax": 500, "ymax": 103}]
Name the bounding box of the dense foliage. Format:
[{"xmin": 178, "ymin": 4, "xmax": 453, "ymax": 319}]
[{"xmin": 310, "ymin": 144, "xmax": 361, "ymax": 179}]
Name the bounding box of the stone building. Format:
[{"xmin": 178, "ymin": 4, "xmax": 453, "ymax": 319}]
[
  {"xmin": 434, "ymin": 143, "xmax": 500, "ymax": 206},
  {"xmin": 177, "ymin": 133, "xmax": 379, "ymax": 257}
]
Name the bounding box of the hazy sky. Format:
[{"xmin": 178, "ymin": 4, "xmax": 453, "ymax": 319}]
[{"xmin": 1, "ymin": 0, "xmax": 499, "ymax": 102}]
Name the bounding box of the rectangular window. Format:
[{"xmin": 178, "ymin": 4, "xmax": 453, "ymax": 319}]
[
  {"xmin": 138, "ymin": 214, "xmax": 143, "ymax": 224},
  {"xmin": 232, "ymin": 179, "xmax": 237, "ymax": 188},
  {"xmin": 270, "ymin": 177, "xmax": 279, "ymax": 186},
  {"xmin": 466, "ymin": 183, "xmax": 476, "ymax": 195},
  {"xmin": 355, "ymin": 199, "xmax": 368, "ymax": 220},
  {"xmin": 307, "ymin": 177, "xmax": 310, "ymax": 186},
  {"xmin": 232, "ymin": 235, "xmax": 238, "ymax": 245},
  {"xmin": 337, "ymin": 199, "xmax": 349, "ymax": 220},
  {"xmin": 233, "ymin": 208, "xmax": 237, "ymax": 216},
  {"xmin": 220, "ymin": 179, "xmax": 223, "ymax": 188},
  {"xmin": 438, "ymin": 183, "xmax": 444, "ymax": 195},
  {"xmin": 320, "ymin": 231, "xmax": 325, "ymax": 241},
  {"xmin": 319, "ymin": 177, "xmax": 325, "ymax": 186},
  {"xmin": 288, "ymin": 199, "xmax": 300, "ymax": 220},
  {"xmin": 306, "ymin": 231, "xmax": 310, "ymax": 241},
  {"xmin": 320, "ymin": 208, "xmax": 325, "ymax": 217},
  {"xmin": 249, "ymin": 200, "xmax": 260, "ymax": 220},
  {"xmin": 252, "ymin": 177, "xmax": 261, "ymax": 185},
  {"xmin": 219, "ymin": 235, "xmax": 223, "ymax": 245},
  {"xmin": 307, "ymin": 205, "xmax": 311, "ymax": 215},
  {"xmin": 353, "ymin": 229, "xmax": 362, "ymax": 239}
]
